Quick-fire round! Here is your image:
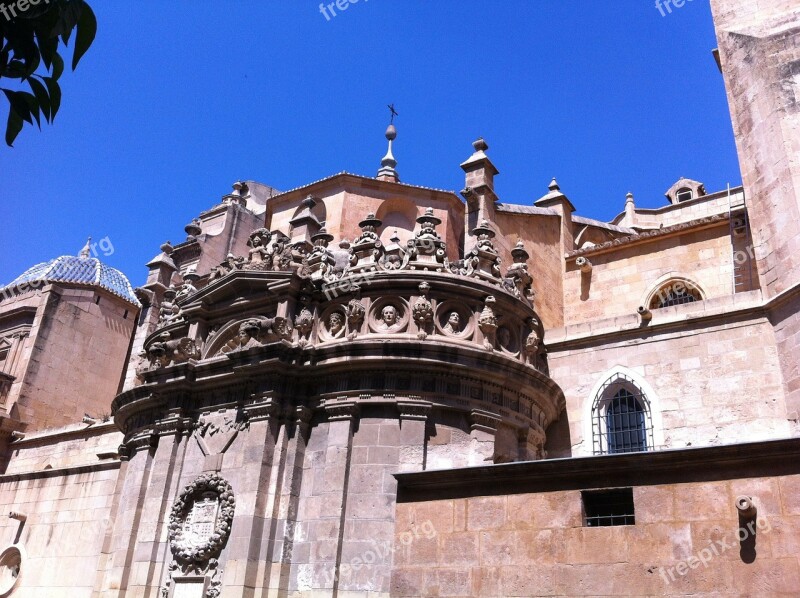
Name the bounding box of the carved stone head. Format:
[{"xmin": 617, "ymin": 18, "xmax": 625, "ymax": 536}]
[
  {"xmin": 381, "ymin": 305, "xmax": 398, "ymax": 327},
  {"xmin": 328, "ymin": 312, "xmax": 344, "ymax": 336},
  {"xmin": 446, "ymin": 311, "xmax": 461, "ymax": 332}
]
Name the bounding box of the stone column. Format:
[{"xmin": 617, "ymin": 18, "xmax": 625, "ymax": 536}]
[
  {"xmin": 297, "ymin": 401, "xmax": 357, "ymax": 595},
  {"xmin": 397, "ymin": 401, "xmax": 432, "ymax": 473}
]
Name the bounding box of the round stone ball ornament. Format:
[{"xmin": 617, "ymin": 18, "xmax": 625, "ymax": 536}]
[{"xmin": 168, "ymin": 473, "xmax": 235, "ymax": 565}]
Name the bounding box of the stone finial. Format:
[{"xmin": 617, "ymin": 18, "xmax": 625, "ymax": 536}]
[
  {"xmin": 461, "ymin": 136, "xmax": 498, "ymax": 192},
  {"xmin": 307, "ymin": 227, "xmax": 336, "ymax": 282},
  {"xmin": 463, "ymin": 219, "xmax": 502, "ymax": 282},
  {"xmin": 232, "ymin": 181, "xmax": 249, "ymax": 196},
  {"xmin": 511, "ymin": 240, "xmax": 529, "ymax": 263},
  {"xmin": 349, "ymin": 212, "xmax": 384, "ymax": 272},
  {"xmin": 377, "ymin": 121, "xmax": 399, "ymax": 182},
  {"xmin": 311, "ymin": 227, "xmax": 334, "ymax": 248},
  {"xmin": 288, "ymin": 195, "xmax": 322, "ymax": 252},
  {"xmin": 79, "ymin": 237, "xmax": 92, "ymax": 258},
  {"xmin": 160, "ymin": 241, "xmax": 174, "ymax": 255},
  {"xmin": 535, "ymin": 177, "xmax": 575, "ymax": 212},
  {"xmin": 401, "ymin": 207, "xmax": 447, "ymax": 272},
  {"xmin": 506, "ymin": 241, "xmax": 533, "ymax": 300},
  {"xmin": 185, "ymin": 218, "xmax": 202, "ymax": 237},
  {"xmin": 473, "ymin": 137, "xmax": 488, "ymax": 152},
  {"xmin": 626, "ymin": 191, "xmax": 635, "ymax": 204}
]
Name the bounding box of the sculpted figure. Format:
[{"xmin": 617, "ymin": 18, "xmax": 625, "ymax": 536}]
[
  {"xmin": 379, "ymin": 305, "xmax": 399, "ymax": 331},
  {"xmin": 210, "ymin": 254, "xmax": 244, "ymax": 280},
  {"xmin": 248, "ymin": 230, "xmax": 271, "ymax": 267},
  {"xmin": 235, "ymin": 320, "xmax": 262, "ymax": 350},
  {"xmin": 444, "ymin": 311, "xmax": 461, "ymax": 334},
  {"xmin": 175, "ymin": 277, "xmax": 197, "ymax": 302},
  {"xmin": 158, "ymin": 288, "xmax": 181, "ymax": 324},
  {"xmin": 497, "ymin": 327, "xmax": 512, "ymax": 350},
  {"xmin": 328, "ymin": 312, "xmax": 344, "ymax": 337},
  {"xmin": 523, "ymin": 318, "xmax": 541, "ymax": 366}
]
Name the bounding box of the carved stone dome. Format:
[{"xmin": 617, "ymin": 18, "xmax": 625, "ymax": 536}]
[{"xmin": 2, "ymin": 254, "xmax": 140, "ymax": 306}]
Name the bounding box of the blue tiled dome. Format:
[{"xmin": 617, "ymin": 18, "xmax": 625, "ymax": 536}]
[{"xmin": 2, "ymin": 254, "xmax": 140, "ymax": 306}]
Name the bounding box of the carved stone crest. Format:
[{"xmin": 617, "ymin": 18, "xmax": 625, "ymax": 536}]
[{"xmin": 168, "ymin": 473, "xmax": 235, "ymax": 566}]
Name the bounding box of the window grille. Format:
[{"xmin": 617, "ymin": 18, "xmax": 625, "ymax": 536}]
[
  {"xmin": 582, "ymin": 488, "xmax": 635, "ymax": 526},
  {"xmin": 592, "ymin": 373, "xmax": 653, "ymax": 455},
  {"xmin": 650, "ymin": 281, "xmax": 702, "ymax": 309}
]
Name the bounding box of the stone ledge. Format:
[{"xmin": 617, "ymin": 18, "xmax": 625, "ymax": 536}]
[
  {"xmin": 0, "ymin": 459, "xmax": 120, "ymax": 483},
  {"xmin": 395, "ymin": 436, "xmax": 800, "ymax": 502}
]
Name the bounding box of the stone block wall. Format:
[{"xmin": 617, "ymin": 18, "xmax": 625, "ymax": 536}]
[
  {"xmin": 392, "ymin": 473, "xmax": 800, "ymax": 596},
  {"xmin": 711, "ymin": 0, "xmax": 800, "ymax": 296},
  {"xmin": 547, "ymin": 310, "xmax": 790, "ymax": 456},
  {"xmin": 14, "ymin": 285, "xmax": 135, "ymax": 432},
  {"xmin": 563, "ymin": 224, "xmax": 737, "ymax": 326},
  {"xmin": 4, "ymin": 423, "xmax": 122, "ymax": 474},
  {"xmin": 0, "ymin": 464, "xmax": 120, "ymax": 598}
]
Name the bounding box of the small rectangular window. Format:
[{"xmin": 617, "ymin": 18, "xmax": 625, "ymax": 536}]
[
  {"xmin": 95, "ymin": 296, "xmax": 101, "ymax": 305},
  {"xmin": 582, "ymin": 488, "xmax": 635, "ymax": 526}
]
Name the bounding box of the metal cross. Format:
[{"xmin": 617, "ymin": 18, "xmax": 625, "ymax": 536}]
[{"xmin": 387, "ymin": 104, "xmax": 398, "ymax": 124}]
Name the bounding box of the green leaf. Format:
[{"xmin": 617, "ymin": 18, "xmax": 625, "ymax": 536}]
[
  {"xmin": 43, "ymin": 77, "xmax": 61, "ymax": 120},
  {"xmin": 36, "ymin": 30, "xmax": 58, "ymax": 71},
  {"xmin": 52, "ymin": 53, "xmax": 64, "ymax": 80},
  {"xmin": 28, "ymin": 77, "xmax": 51, "ymax": 122},
  {"xmin": 72, "ymin": 3, "xmax": 96, "ymax": 70},
  {"xmin": 20, "ymin": 91, "xmax": 41, "ymax": 129},
  {"xmin": 2, "ymin": 90, "xmax": 32, "ymax": 125},
  {"xmin": 5, "ymin": 105, "xmax": 24, "ymax": 147}
]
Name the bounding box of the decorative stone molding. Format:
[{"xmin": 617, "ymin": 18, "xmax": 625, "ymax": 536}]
[
  {"xmin": 168, "ymin": 473, "xmax": 235, "ymax": 566},
  {"xmin": 242, "ymin": 397, "xmax": 278, "ymax": 422},
  {"xmin": 567, "ymin": 213, "xmax": 729, "ymax": 258},
  {"xmin": 470, "ymin": 409, "xmax": 502, "ymax": 433},
  {"xmin": 127, "ymin": 430, "xmax": 157, "ymax": 454},
  {"xmin": 154, "ymin": 414, "xmax": 192, "ymax": 437},
  {"xmin": 397, "ymin": 400, "xmax": 432, "ymax": 421},
  {"xmin": 324, "ymin": 400, "xmax": 359, "ymax": 421}
]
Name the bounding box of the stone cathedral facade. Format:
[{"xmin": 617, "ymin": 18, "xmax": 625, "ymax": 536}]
[{"xmin": 1, "ymin": 1, "xmax": 800, "ymax": 596}]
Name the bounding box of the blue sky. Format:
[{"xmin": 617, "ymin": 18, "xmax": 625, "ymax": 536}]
[{"xmin": 1, "ymin": 0, "xmax": 740, "ymax": 287}]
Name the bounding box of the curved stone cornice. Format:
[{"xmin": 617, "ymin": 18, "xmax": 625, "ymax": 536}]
[{"xmin": 121, "ymin": 264, "xmax": 564, "ymax": 455}]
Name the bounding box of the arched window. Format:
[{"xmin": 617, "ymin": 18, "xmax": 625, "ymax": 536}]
[
  {"xmin": 592, "ymin": 373, "xmax": 653, "ymax": 455},
  {"xmin": 676, "ymin": 187, "xmax": 693, "ymax": 202},
  {"xmin": 649, "ymin": 279, "xmax": 702, "ymax": 310}
]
